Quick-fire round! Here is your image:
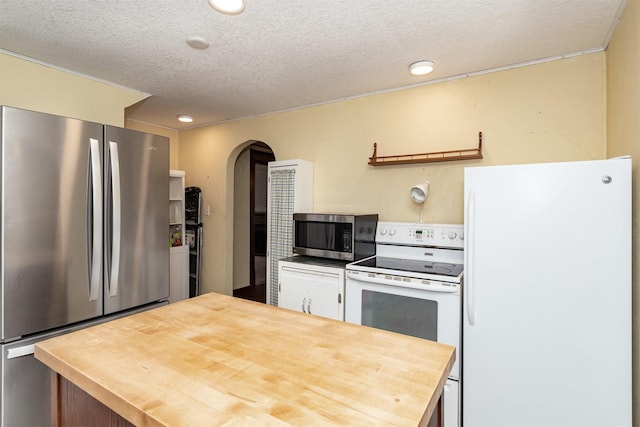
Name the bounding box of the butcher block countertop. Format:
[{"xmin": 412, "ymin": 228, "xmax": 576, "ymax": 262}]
[{"xmin": 35, "ymin": 292, "xmax": 455, "ymax": 426}]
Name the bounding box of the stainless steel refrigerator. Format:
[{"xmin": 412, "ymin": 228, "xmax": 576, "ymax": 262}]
[
  {"xmin": 0, "ymin": 106, "xmax": 170, "ymax": 426},
  {"xmin": 462, "ymin": 157, "xmax": 632, "ymax": 427}
]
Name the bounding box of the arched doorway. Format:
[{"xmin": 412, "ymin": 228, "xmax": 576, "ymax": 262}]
[{"xmin": 232, "ymin": 141, "xmax": 275, "ymax": 303}]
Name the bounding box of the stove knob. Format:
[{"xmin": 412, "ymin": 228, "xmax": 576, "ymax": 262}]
[
  {"xmin": 459, "ymin": 232, "xmax": 464, "ymax": 240},
  {"xmin": 379, "ymin": 228, "xmax": 387, "ymax": 236},
  {"xmin": 448, "ymin": 232, "xmax": 458, "ymax": 240},
  {"xmin": 388, "ymin": 228, "xmax": 396, "ymax": 236}
]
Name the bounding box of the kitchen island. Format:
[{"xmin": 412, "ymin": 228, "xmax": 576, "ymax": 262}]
[{"xmin": 35, "ymin": 292, "xmax": 455, "ymax": 426}]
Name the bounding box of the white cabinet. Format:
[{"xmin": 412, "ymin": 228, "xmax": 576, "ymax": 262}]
[
  {"xmin": 266, "ymin": 159, "xmax": 313, "ymax": 306},
  {"xmin": 278, "ymin": 259, "xmax": 345, "ymax": 321},
  {"xmin": 169, "ymin": 170, "xmax": 188, "ymax": 303}
]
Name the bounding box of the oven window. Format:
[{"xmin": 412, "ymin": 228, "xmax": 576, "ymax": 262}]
[{"xmin": 361, "ymin": 290, "xmax": 437, "ymax": 341}]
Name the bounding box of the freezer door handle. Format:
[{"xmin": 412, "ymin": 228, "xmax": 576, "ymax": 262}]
[
  {"xmin": 89, "ymin": 138, "xmax": 102, "ymax": 301},
  {"xmin": 7, "ymin": 344, "xmax": 35, "ymax": 359},
  {"xmin": 108, "ymin": 141, "xmax": 122, "ymax": 297},
  {"xmin": 466, "ymin": 190, "xmax": 476, "ymax": 325}
]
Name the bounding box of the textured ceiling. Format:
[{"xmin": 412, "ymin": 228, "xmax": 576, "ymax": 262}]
[{"xmin": 0, "ymin": 0, "xmax": 627, "ymax": 130}]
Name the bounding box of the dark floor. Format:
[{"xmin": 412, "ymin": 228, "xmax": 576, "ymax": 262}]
[{"xmin": 233, "ymin": 284, "xmax": 266, "ymax": 304}]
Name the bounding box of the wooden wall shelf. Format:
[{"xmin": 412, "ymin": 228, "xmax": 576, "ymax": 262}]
[{"xmin": 368, "ymin": 131, "xmax": 483, "ymax": 166}]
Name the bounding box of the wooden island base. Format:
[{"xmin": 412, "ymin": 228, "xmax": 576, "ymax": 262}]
[
  {"xmin": 52, "ymin": 373, "xmax": 443, "ymax": 426},
  {"xmin": 52, "ymin": 373, "xmax": 133, "ymax": 427},
  {"xmin": 38, "ymin": 293, "xmax": 454, "ymax": 427}
]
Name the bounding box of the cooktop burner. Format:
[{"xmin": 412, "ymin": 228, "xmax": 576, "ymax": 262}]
[{"xmin": 352, "ymin": 256, "xmax": 463, "ymax": 278}]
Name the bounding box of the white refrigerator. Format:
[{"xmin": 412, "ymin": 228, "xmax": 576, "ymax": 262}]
[{"xmin": 462, "ymin": 157, "xmax": 632, "ymax": 427}]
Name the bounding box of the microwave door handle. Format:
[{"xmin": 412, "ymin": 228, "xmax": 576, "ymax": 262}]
[
  {"xmin": 89, "ymin": 138, "xmax": 102, "ymax": 302},
  {"xmin": 346, "ymin": 271, "xmax": 458, "ymax": 293}
]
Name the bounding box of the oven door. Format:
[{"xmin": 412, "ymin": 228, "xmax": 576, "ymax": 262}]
[
  {"xmin": 345, "ymin": 268, "xmax": 461, "ymax": 427},
  {"xmin": 344, "ymin": 269, "xmax": 460, "ymax": 380}
]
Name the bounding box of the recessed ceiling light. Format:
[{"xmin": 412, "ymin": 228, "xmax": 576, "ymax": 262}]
[
  {"xmin": 208, "ymin": 0, "xmax": 245, "ymax": 15},
  {"xmin": 177, "ymin": 115, "xmax": 194, "ymax": 123},
  {"xmin": 409, "ymin": 60, "xmax": 435, "ymax": 76},
  {"xmin": 186, "ymin": 36, "xmax": 209, "ymax": 50}
]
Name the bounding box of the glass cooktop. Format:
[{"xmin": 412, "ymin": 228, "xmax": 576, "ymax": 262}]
[{"xmin": 351, "ymin": 256, "xmax": 463, "ymax": 278}]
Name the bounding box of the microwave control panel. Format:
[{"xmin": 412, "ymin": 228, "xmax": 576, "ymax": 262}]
[{"xmin": 376, "ymin": 222, "xmax": 464, "ymax": 249}]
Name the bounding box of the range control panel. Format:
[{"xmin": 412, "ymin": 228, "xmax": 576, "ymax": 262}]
[{"xmin": 376, "ymin": 221, "xmax": 464, "ymax": 249}]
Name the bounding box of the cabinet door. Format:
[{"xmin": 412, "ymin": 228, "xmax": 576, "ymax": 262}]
[
  {"xmin": 278, "ymin": 267, "xmax": 309, "ymax": 313},
  {"xmin": 169, "ymin": 246, "xmax": 189, "ymax": 303},
  {"xmin": 305, "ymin": 273, "xmax": 342, "ymax": 320},
  {"xmin": 278, "ymin": 264, "xmax": 343, "ymax": 320}
]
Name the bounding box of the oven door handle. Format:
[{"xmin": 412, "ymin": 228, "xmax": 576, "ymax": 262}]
[{"xmin": 346, "ymin": 271, "xmax": 458, "ymax": 293}]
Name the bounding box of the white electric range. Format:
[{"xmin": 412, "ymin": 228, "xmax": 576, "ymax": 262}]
[{"xmin": 345, "ymin": 221, "xmax": 463, "ymax": 427}]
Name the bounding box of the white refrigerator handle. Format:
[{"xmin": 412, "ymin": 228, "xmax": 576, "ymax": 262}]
[
  {"xmin": 89, "ymin": 138, "xmax": 102, "ymax": 302},
  {"xmin": 109, "ymin": 141, "xmax": 122, "ymax": 297},
  {"xmin": 466, "ymin": 190, "xmax": 476, "ymax": 325}
]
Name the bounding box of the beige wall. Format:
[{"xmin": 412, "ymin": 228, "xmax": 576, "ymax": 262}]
[
  {"xmin": 606, "ymin": 0, "xmax": 639, "ymax": 422},
  {"xmin": 179, "ymin": 52, "xmax": 607, "ymax": 299},
  {"xmin": 0, "ymin": 52, "xmax": 146, "ymax": 126}
]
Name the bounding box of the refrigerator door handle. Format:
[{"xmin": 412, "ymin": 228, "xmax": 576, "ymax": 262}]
[
  {"xmin": 466, "ymin": 190, "xmax": 476, "ymax": 325},
  {"xmin": 89, "ymin": 138, "xmax": 102, "ymax": 301},
  {"xmin": 108, "ymin": 141, "xmax": 122, "ymax": 297}
]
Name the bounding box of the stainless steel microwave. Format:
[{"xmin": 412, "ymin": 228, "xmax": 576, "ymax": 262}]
[{"xmin": 293, "ymin": 213, "xmax": 378, "ymax": 261}]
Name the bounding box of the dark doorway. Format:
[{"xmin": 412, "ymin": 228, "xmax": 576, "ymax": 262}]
[{"xmin": 233, "ymin": 143, "xmax": 274, "ymax": 303}]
